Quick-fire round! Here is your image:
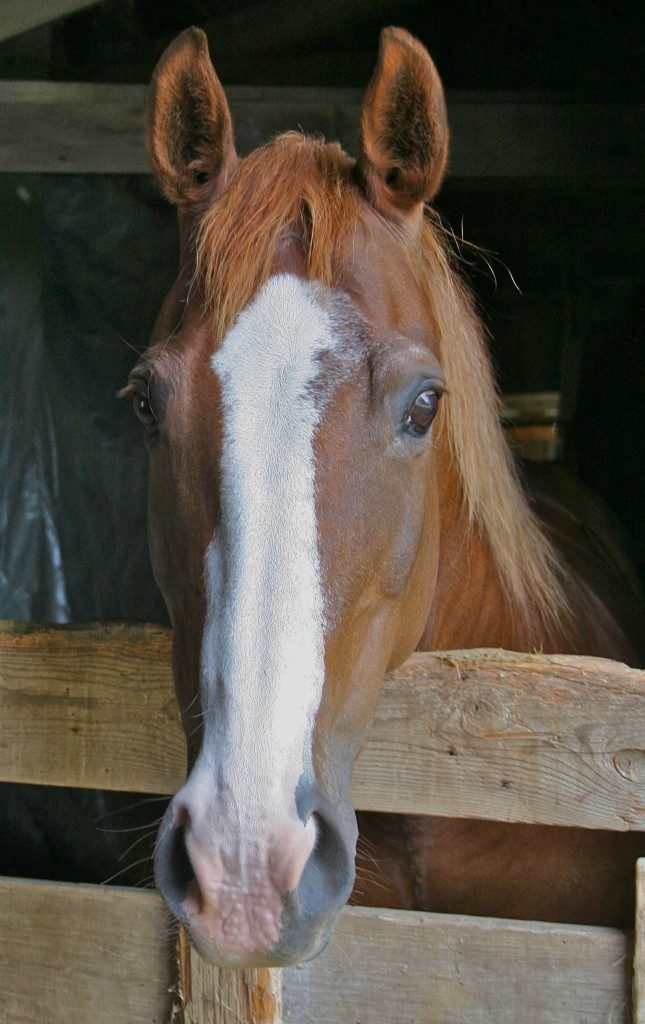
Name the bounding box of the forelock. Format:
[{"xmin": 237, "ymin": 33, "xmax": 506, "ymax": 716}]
[{"xmin": 195, "ymin": 132, "xmax": 363, "ymax": 345}]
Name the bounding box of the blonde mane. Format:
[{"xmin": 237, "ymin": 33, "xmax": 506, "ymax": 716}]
[{"xmin": 195, "ymin": 132, "xmax": 566, "ymax": 631}]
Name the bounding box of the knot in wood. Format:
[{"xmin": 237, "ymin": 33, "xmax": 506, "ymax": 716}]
[{"xmin": 612, "ymin": 748, "xmax": 645, "ymax": 783}]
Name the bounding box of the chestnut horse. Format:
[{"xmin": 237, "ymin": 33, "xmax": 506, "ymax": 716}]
[{"xmin": 127, "ymin": 26, "xmax": 642, "ymax": 966}]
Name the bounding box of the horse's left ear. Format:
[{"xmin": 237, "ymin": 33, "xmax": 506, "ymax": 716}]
[{"xmin": 357, "ymin": 27, "xmax": 449, "ymax": 219}]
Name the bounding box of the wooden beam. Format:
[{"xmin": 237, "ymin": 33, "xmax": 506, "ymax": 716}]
[
  {"xmin": 285, "ymin": 904, "xmax": 631, "ymax": 1024},
  {"xmin": 357, "ymin": 648, "xmax": 645, "ymax": 829},
  {"xmin": 0, "ymin": 0, "xmax": 102, "ymax": 43},
  {"xmin": 0, "ymin": 876, "xmax": 172, "ymax": 1024},
  {"xmin": 0, "ymin": 80, "xmax": 641, "ymax": 181},
  {"xmin": 636, "ymin": 859, "xmax": 645, "ymax": 1024},
  {"xmin": 0, "ymin": 80, "xmax": 149, "ymax": 173},
  {"xmin": 0, "ymin": 877, "xmax": 631, "ymax": 1024},
  {"xmin": 0, "ymin": 621, "xmax": 183, "ymax": 794},
  {"xmin": 0, "ymin": 621, "xmax": 643, "ymax": 831}
]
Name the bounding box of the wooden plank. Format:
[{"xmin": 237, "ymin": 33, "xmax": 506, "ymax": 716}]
[
  {"xmin": 355, "ymin": 649, "xmax": 645, "ymax": 829},
  {"xmin": 0, "ymin": 622, "xmax": 643, "ymax": 830},
  {"xmin": 0, "ymin": 80, "xmax": 641, "ymax": 181},
  {"xmin": 177, "ymin": 929, "xmax": 282, "ymax": 1024},
  {"xmin": 0, "ymin": 620, "xmax": 184, "ymax": 794},
  {"xmin": 0, "ymin": 0, "xmax": 102, "ymax": 42},
  {"xmin": 283, "ymin": 905, "xmax": 631, "ymax": 1024},
  {"xmin": 636, "ymin": 859, "xmax": 645, "ymax": 1024},
  {"xmin": 0, "ymin": 81, "xmax": 149, "ymax": 174},
  {"xmin": 0, "ymin": 876, "xmax": 172, "ymax": 1024},
  {"xmin": 0, "ymin": 878, "xmax": 631, "ymax": 1024}
]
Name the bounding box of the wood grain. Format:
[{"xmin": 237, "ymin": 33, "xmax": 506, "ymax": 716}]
[
  {"xmin": 0, "ymin": 622, "xmax": 643, "ymax": 830},
  {"xmin": 177, "ymin": 926, "xmax": 282, "ymax": 1024},
  {"xmin": 0, "ymin": 0, "xmax": 102, "ymax": 42},
  {"xmin": 0, "ymin": 81, "xmax": 641, "ymax": 182},
  {"xmin": 0, "ymin": 876, "xmax": 173, "ymax": 1024},
  {"xmin": 636, "ymin": 859, "xmax": 645, "ymax": 1024},
  {"xmin": 283, "ymin": 905, "xmax": 631, "ymax": 1024},
  {"xmin": 0, "ymin": 620, "xmax": 184, "ymax": 794},
  {"xmin": 0, "ymin": 878, "xmax": 631, "ymax": 1024},
  {"xmin": 358, "ymin": 648, "xmax": 645, "ymax": 829}
]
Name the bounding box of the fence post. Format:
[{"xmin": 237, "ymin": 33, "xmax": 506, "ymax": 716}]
[
  {"xmin": 175, "ymin": 927, "xmax": 283, "ymax": 1024},
  {"xmin": 635, "ymin": 859, "xmax": 644, "ymax": 1024}
]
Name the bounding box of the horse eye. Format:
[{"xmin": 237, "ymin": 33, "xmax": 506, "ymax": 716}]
[
  {"xmin": 134, "ymin": 391, "xmax": 156, "ymax": 427},
  {"xmin": 404, "ymin": 389, "xmax": 440, "ymax": 436}
]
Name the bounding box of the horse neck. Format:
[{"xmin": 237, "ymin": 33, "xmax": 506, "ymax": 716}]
[
  {"xmin": 416, "ymin": 436, "xmax": 572, "ymax": 654},
  {"xmin": 418, "ymin": 470, "xmax": 537, "ymax": 653},
  {"xmin": 417, "ymin": 450, "xmax": 635, "ymax": 660}
]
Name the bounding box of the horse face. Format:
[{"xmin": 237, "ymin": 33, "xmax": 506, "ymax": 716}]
[{"xmin": 136, "ymin": 26, "xmax": 448, "ymax": 966}]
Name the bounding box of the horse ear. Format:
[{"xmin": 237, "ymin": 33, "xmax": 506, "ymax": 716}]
[
  {"xmin": 147, "ymin": 27, "xmax": 237, "ymax": 206},
  {"xmin": 357, "ymin": 27, "xmax": 449, "ymax": 218}
]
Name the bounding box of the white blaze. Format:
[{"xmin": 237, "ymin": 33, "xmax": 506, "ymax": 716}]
[{"xmin": 199, "ymin": 274, "xmax": 337, "ymax": 828}]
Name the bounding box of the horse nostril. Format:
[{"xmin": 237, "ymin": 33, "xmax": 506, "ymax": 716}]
[
  {"xmin": 298, "ymin": 809, "xmax": 355, "ymax": 911},
  {"xmin": 166, "ymin": 820, "xmax": 196, "ymax": 907}
]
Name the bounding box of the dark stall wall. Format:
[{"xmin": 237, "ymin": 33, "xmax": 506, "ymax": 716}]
[
  {"xmin": 0, "ymin": 175, "xmax": 177, "ymax": 886},
  {"xmin": 0, "ymin": 174, "xmax": 174, "ymax": 624},
  {"xmin": 437, "ymin": 183, "xmax": 645, "ymax": 577},
  {"xmin": 0, "ymin": 178, "xmax": 58, "ymax": 620}
]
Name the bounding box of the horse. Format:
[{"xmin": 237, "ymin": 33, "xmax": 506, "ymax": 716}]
[{"xmin": 126, "ymin": 25, "xmax": 643, "ymax": 967}]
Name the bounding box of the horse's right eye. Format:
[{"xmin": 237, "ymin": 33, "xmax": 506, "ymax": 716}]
[{"xmin": 134, "ymin": 391, "xmax": 156, "ymax": 428}]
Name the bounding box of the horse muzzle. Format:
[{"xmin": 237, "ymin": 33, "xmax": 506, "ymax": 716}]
[{"xmin": 153, "ymin": 783, "xmax": 357, "ymax": 967}]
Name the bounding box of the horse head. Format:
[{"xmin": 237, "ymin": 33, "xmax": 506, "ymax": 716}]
[{"xmin": 128, "ymin": 25, "xmax": 537, "ymax": 966}]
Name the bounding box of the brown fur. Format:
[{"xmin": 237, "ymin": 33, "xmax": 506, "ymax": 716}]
[
  {"xmin": 194, "ymin": 132, "xmax": 567, "ymax": 640},
  {"xmin": 196, "ymin": 133, "xmax": 362, "ymax": 342}
]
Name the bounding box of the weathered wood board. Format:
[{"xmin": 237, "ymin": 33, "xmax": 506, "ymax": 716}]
[
  {"xmin": 0, "ymin": 621, "xmax": 183, "ymax": 794},
  {"xmin": 636, "ymin": 859, "xmax": 645, "ymax": 1024},
  {"xmin": 177, "ymin": 929, "xmax": 282, "ymax": 1024},
  {"xmin": 357, "ymin": 647, "xmax": 645, "ymax": 829},
  {"xmin": 0, "ymin": 621, "xmax": 643, "ymax": 831},
  {"xmin": 0, "ymin": 877, "xmax": 173, "ymax": 1024},
  {"xmin": 0, "ymin": 80, "xmax": 641, "ymax": 182},
  {"xmin": 0, "ymin": 0, "xmax": 101, "ymax": 43},
  {"xmin": 0, "ymin": 877, "xmax": 631, "ymax": 1024},
  {"xmin": 284, "ymin": 905, "xmax": 631, "ymax": 1024}
]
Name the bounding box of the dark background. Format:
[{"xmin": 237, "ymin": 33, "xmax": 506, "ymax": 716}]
[{"xmin": 0, "ymin": 1, "xmax": 642, "ymax": 882}]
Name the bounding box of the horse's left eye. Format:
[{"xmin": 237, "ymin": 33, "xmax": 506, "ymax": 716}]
[{"xmin": 404, "ymin": 389, "xmax": 440, "ymax": 436}]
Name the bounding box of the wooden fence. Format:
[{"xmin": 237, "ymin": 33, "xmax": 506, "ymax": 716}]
[{"xmin": 0, "ymin": 620, "xmax": 643, "ymax": 1023}]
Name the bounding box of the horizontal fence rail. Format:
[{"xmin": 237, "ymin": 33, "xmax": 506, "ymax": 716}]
[
  {"xmin": 0, "ymin": 621, "xmax": 643, "ymax": 830},
  {"xmin": 0, "ymin": 620, "xmax": 643, "ymax": 1023},
  {"xmin": 0, "ymin": 81, "xmax": 641, "ymax": 183},
  {"xmin": 0, "ymin": 876, "xmax": 632, "ymax": 1024}
]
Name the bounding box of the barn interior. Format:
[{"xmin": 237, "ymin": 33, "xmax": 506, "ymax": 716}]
[{"xmin": 0, "ymin": 2, "xmax": 642, "ymax": 889}]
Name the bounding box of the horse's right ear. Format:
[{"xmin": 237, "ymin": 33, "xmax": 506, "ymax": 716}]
[{"xmin": 147, "ymin": 27, "xmax": 237, "ymax": 206}]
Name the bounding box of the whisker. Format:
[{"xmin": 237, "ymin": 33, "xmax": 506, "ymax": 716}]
[
  {"xmin": 94, "ymin": 795, "xmax": 169, "ymax": 824},
  {"xmin": 97, "ymin": 816, "xmax": 163, "ymax": 835},
  {"xmin": 328, "ymin": 935, "xmax": 352, "ymax": 967},
  {"xmin": 117, "ymin": 828, "xmax": 159, "ymax": 863},
  {"xmin": 153, "ymin": 819, "xmax": 174, "ymax": 857},
  {"xmin": 101, "ymin": 854, "xmax": 153, "ymax": 886},
  {"xmin": 182, "ymin": 692, "xmax": 200, "ymax": 717},
  {"xmin": 117, "ymin": 334, "xmax": 145, "ymax": 358}
]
